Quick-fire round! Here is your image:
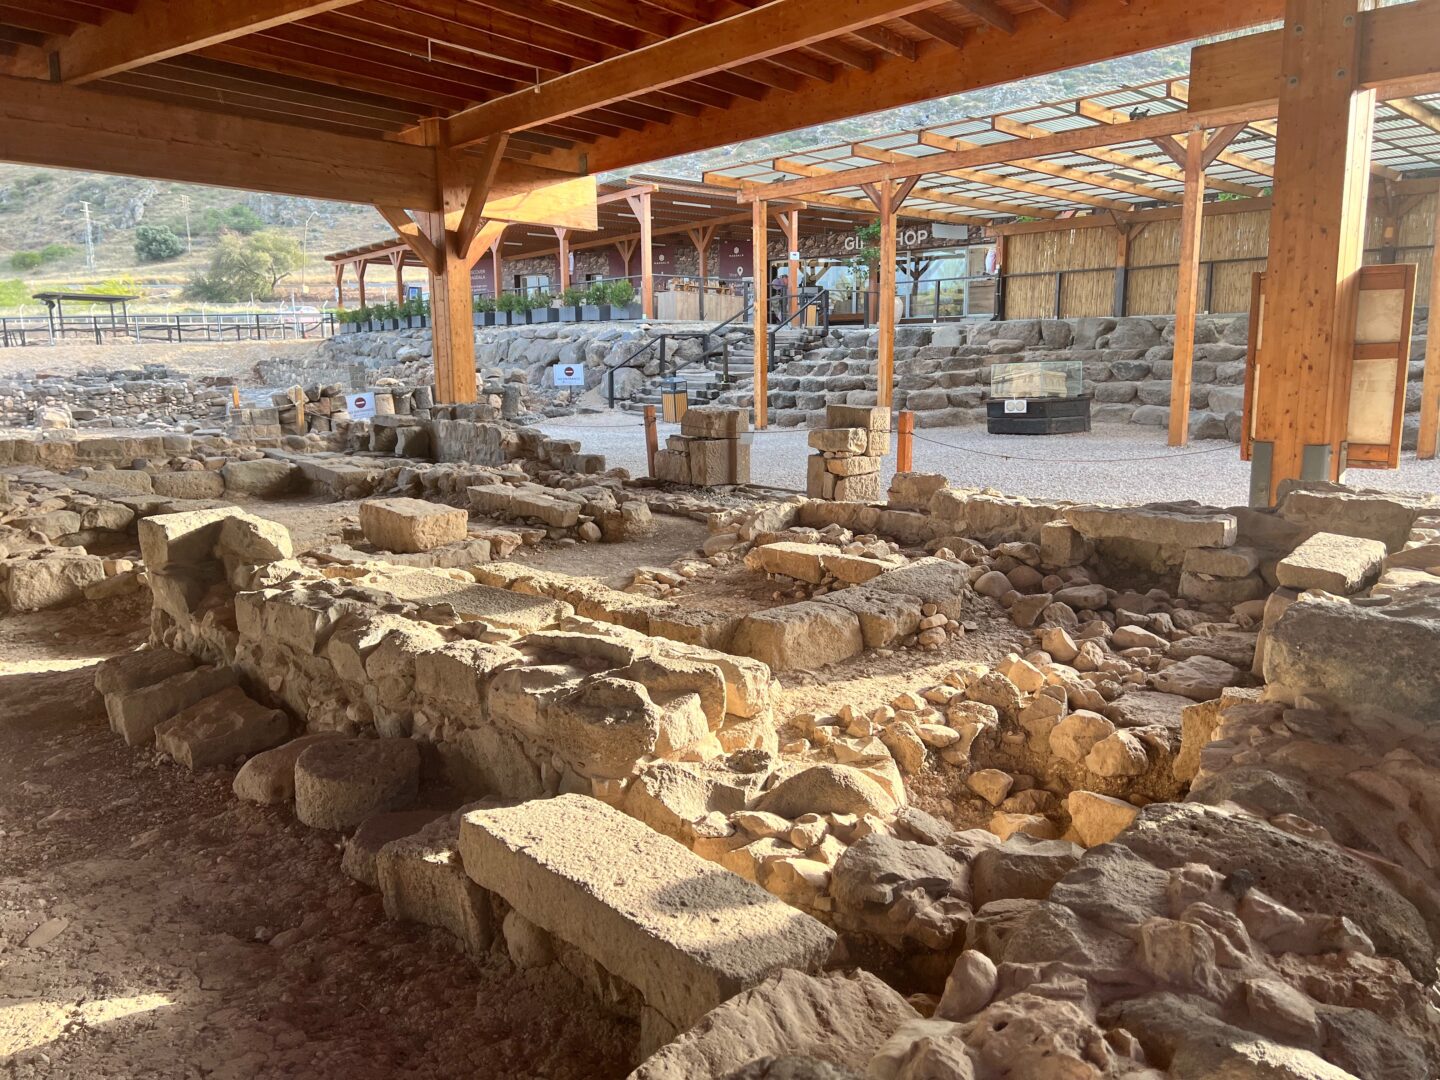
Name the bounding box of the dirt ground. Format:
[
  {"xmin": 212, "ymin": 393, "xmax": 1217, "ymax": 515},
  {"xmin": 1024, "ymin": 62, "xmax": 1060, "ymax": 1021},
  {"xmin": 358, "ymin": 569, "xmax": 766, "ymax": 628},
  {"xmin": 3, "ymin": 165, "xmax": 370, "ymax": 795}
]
[{"xmin": 0, "ymin": 594, "xmax": 638, "ymax": 1079}]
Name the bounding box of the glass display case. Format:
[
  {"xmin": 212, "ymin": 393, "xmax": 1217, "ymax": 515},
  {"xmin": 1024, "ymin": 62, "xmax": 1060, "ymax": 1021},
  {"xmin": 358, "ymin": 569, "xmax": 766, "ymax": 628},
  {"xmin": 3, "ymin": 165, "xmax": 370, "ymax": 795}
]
[
  {"xmin": 988, "ymin": 359, "xmax": 1084, "ymax": 400},
  {"xmin": 986, "ymin": 359, "xmax": 1090, "ymax": 435}
]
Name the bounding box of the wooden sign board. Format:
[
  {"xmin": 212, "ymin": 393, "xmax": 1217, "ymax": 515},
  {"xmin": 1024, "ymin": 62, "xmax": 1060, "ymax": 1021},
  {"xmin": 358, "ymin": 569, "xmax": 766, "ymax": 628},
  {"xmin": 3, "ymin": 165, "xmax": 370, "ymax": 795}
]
[{"xmin": 1242, "ymin": 263, "xmax": 1417, "ymax": 470}]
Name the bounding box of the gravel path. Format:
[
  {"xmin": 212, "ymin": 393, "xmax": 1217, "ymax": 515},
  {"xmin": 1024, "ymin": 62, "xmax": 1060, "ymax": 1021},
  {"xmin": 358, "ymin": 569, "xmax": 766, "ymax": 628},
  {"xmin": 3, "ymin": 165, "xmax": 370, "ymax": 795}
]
[{"xmin": 537, "ymin": 413, "xmax": 1440, "ymax": 506}]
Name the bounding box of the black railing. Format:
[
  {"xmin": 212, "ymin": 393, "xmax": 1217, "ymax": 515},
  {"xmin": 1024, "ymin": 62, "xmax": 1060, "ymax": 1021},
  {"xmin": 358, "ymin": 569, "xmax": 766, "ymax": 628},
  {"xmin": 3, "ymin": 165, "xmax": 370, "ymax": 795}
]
[
  {"xmin": 768, "ymin": 289, "xmax": 829, "ymax": 371},
  {"xmin": 0, "ymin": 310, "xmax": 336, "ymax": 347},
  {"xmin": 605, "ymin": 288, "xmax": 756, "ymax": 408}
]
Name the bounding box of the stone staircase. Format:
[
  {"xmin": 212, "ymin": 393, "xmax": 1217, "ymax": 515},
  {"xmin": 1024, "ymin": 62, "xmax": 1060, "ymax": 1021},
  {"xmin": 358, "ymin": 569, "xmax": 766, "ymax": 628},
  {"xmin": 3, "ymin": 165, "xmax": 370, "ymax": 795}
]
[{"xmin": 622, "ymin": 326, "xmax": 820, "ymax": 413}]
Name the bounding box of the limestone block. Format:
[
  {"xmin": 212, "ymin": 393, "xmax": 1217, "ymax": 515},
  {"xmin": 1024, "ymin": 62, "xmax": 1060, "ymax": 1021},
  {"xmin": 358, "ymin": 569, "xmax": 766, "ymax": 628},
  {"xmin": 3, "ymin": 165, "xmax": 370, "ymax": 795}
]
[
  {"xmin": 866, "ymin": 557, "xmax": 967, "ymax": 619},
  {"xmin": 814, "ymin": 586, "xmax": 922, "ymax": 649},
  {"xmin": 748, "ymin": 541, "xmax": 828, "ymax": 583},
  {"xmin": 653, "ymin": 450, "xmax": 692, "ymax": 485},
  {"xmin": 731, "ymin": 602, "xmax": 864, "ymax": 671},
  {"xmin": 824, "ymin": 455, "xmax": 879, "ymax": 477},
  {"xmin": 233, "ymin": 732, "xmax": 345, "ymax": 804},
  {"xmin": 757, "ymin": 763, "xmax": 900, "ymax": 818},
  {"xmin": 377, "ymin": 815, "xmax": 494, "ymax": 955},
  {"xmin": 373, "ymin": 569, "xmax": 572, "ymax": 632},
  {"xmin": 150, "ymin": 471, "xmax": 226, "ymax": 500},
  {"xmin": 888, "ymin": 472, "xmax": 948, "ymax": 512},
  {"xmin": 154, "ymin": 685, "xmax": 291, "ymax": 770},
  {"xmin": 1276, "ymin": 531, "xmax": 1386, "ymax": 595},
  {"xmin": 137, "ymin": 507, "xmax": 235, "ymax": 570},
  {"xmin": 808, "ymin": 427, "xmax": 868, "ymax": 454},
  {"xmin": 1152, "ymin": 655, "xmax": 1245, "ymax": 702},
  {"xmin": 414, "ymin": 641, "xmax": 524, "ymax": 705},
  {"xmin": 1182, "ymin": 545, "xmax": 1260, "ymax": 579},
  {"xmin": 1178, "ymin": 571, "xmax": 1266, "ymax": 606},
  {"xmin": 2, "ymin": 554, "xmax": 106, "ymax": 611},
  {"xmin": 106, "ymin": 665, "xmax": 239, "ymax": 746},
  {"xmin": 832, "ymin": 470, "xmax": 883, "ymax": 503},
  {"xmin": 688, "ymin": 438, "xmax": 751, "ymax": 487},
  {"xmin": 1065, "ymin": 790, "xmax": 1140, "ymax": 847},
  {"xmin": 294, "ymin": 737, "xmax": 421, "ymax": 831},
  {"xmin": 1039, "ymin": 521, "xmax": 1092, "ymax": 568},
  {"xmin": 1064, "ymin": 505, "xmax": 1237, "ymax": 548},
  {"xmin": 220, "ymin": 458, "xmax": 297, "ymax": 496},
  {"xmin": 341, "ymin": 808, "xmax": 445, "ymax": 888},
  {"xmin": 509, "ymin": 490, "xmax": 581, "ymax": 528},
  {"xmin": 457, "ymin": 794, "xmax": 836, "ymax": 1032},
  {"xmin": 826, "ymin": 404, "xmax": 890, "ymax": 431},
  {"xmin": 218, "ymin": 514, "xmax": 294, "ymax": 565},
  {"xmin": 680, "ymin": 406, "xmax": 750, "ymax": 439},
  {"xmin": 360, "ymin": 497, "xmax": 469, "ymax": 553},
  {"xmin": 94, "ymin": 647, "xmax": 194, "ymax": 697}
]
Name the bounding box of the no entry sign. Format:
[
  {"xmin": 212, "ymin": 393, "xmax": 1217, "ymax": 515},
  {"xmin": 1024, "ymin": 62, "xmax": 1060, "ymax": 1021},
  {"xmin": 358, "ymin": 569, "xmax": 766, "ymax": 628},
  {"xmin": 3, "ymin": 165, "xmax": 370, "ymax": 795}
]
[
  {"xmin": 346, "ymin": 393, "xmax": 377, "ymax": 419},
  {"xmin": 554, "ymin": 362, "xmax": 585, "ymax": 387}
]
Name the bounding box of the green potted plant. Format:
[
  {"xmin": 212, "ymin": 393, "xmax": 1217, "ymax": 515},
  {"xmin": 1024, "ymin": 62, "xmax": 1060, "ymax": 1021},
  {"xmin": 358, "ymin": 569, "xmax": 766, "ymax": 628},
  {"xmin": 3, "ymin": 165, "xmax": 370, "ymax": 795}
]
[
  {"xmin": 496, "ymin": 292, "xmax": 525, "ymax": 325},
  {"xmin": 526, "ymin": 290, "xmax": 557, "ymax": 323},
  {"xmin": 473, "ymin": 295, "xmax": 498, "ymax": 327},
  {"xmin": 607, "ymin": 279, "xmax": 641, "ymax": 319},
  {"xmin": 580, "ymin": 280, "xmax": 611, "ymax": 322},
  {"xmin": 557, "ymin": 286, "xmax": 585, "ymax": 322}
]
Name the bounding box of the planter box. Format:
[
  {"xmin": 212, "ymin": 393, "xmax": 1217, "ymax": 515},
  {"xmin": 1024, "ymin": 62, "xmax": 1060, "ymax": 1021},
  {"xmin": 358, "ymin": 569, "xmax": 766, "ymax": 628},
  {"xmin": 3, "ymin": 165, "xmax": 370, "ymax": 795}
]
[
  {"xmin": 556, "ymin": 306, "xmax": 579, "ymax": 322},
  {"xmin": 619, "ymin": 303, "xmax": 644, "ymax": 320},
  {"xmin": 530, "ymin": 308, "xmax": 559, "ymax": 324},
  {"xmin": 474, "ymin": 312, "xmax": 497, "ymax": 327},
  {"xmin": 581, "ymin": 304, "xmax": 612, "ymax": 322}
]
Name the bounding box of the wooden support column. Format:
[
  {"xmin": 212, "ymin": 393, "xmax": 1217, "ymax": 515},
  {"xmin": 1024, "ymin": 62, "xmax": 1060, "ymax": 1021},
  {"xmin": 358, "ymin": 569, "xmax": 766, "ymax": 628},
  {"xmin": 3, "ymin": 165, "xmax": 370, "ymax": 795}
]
[
  {"xmin": 333, "ymin": 262, "xmax": 345, "ymax": 309},
  {"xmin": 626, "ymin": 191, "xmax": 655, "ymax": 317},
  {"xmin": 555, "ymin": 227, "xmax": 571, "ymax": 293},
  {"xmin": 1249, "ymin": 0, "xmax": 1374, "ymax": 505},
  {"xmin": 1419, "ymin": 199, "xmax": 1440, "ymax": 459},
  {"xmin": 356, "ymin": 260, "xmax": 368, "ymax": 308},
  {"xmin": 863, "ymin": 177, "xmax": 918, "ymax": 411},
  {"xmin": 1169, "ymin": 135, "xmax": 1207, "ymax": 446},
  {"xmin": 752, "ymin": 199, "xmax": 769, "ymax": 429},
  {"xmin": 491, "ymin": 236, "xmax": 504, "ymax": 298},
  {"xmin": 688, "ymin": 224, "xmax": 718, "ymax": 320},
  {"xmin": 1112, "ymin": 222, "xmax": 1133, "ymax": 317},
  {"xmin": 390, "ymin": 250, "xmax": 406, "ymax": 302},
  {"xmin": 777, "ymin": 208, "xmax": 801, "ymax": 316}
]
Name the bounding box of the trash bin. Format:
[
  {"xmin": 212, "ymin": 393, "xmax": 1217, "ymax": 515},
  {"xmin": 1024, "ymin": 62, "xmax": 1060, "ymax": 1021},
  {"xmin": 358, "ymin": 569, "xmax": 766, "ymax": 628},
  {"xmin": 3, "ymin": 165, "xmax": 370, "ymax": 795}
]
[{"xmin": 661, "ymin": 377, "xmax": 688, "ymax": 423}]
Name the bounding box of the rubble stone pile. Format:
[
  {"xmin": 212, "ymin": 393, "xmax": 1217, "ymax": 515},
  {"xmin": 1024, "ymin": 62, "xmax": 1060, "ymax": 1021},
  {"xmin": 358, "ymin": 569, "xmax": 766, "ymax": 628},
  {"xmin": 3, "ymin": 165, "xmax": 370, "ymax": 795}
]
[
  {"xmin": 806, "ymin": 404, "xmax": 890, "ymax": 502},
  {"xmin": 0, "ymin": 364, "xmax": 237, "ymax": 430}
]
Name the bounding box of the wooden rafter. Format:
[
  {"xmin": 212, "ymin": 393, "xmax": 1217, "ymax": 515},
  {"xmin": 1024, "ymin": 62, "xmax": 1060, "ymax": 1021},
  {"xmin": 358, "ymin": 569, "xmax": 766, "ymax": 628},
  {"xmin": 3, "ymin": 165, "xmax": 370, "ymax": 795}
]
[
  {"xmin": 841, "ymin": 144, "xmax": 1062, "ymax": 217},
  {"xmin": 445, "ymin": 0, "xmax": 952, "ymax": 145},
  {"xmin": 913, "ymin": 132, "xmax": 1138, "ymax": 209},
  {"xmin": 376, "ymin": 204, "xmax": 443, "ymax": 274},
  {"xmin": 1076, "ymin": 98, "xmax": 1274, "ymax": 177},
  {"xmin": 703, "ymin": 171, "xmax": 984, "ymax": 225}
]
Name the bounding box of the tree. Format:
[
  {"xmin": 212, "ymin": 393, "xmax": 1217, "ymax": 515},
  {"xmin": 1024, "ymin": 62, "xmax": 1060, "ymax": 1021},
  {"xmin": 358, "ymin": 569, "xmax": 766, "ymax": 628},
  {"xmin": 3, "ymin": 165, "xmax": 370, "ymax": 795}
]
[
  {"xmin": 186, "ymin": 230, "xmax": 301, "ymax": 302},
  {"xmin": 199, "ymin": 203, "xmax": 264, "ymax": 236},
  {"xmin": 134, "ymin": 224, "xmax": 185, "ymax": 263}
]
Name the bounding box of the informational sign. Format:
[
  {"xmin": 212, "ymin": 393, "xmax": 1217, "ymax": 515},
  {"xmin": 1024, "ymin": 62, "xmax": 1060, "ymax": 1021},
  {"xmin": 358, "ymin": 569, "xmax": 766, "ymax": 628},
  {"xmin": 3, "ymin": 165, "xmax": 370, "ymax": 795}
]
[
  {"xmin": 789, "ymin": 250, "xmax": 801, "ymax": 260},
  {"xmin": 553, "ymin": 362, "xmax": 585, "ymax": 387},
  {"xmin": 346, "ymin": 392, "xmax": 377, "ymax": 419},
  {"xmin": 1004, "ymin": 399, "xmax": 1028, "ymax": 414}
]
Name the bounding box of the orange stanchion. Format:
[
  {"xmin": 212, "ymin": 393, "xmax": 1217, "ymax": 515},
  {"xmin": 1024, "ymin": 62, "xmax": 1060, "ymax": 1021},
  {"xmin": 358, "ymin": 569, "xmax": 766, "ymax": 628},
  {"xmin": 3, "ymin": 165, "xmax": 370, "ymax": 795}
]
[
  {"xmin": 897, "ymin": 409, "xmax": 914, "ymax": 473},
  {"xmin": 644, "ymin": 404, "xmax": 659, "ymax": 478}
]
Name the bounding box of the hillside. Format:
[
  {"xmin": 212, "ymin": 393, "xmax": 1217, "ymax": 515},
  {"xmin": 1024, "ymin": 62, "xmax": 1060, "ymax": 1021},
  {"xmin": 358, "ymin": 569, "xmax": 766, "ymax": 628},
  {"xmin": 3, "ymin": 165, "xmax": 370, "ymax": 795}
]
[{"xmin": 0, "ymin": 168, "xmax": 392, "ymax": 313}]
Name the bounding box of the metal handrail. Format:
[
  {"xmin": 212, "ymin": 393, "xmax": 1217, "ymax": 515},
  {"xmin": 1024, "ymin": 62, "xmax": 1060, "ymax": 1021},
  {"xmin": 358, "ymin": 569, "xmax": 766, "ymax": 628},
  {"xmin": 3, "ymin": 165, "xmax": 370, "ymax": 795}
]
[
  {"xmin": 605, "ymin": 286, "xmax": 756, "ymax": 408},
  {"xmin": 767, "ymin": 289, "xmax": 829, "ymax": 372}
]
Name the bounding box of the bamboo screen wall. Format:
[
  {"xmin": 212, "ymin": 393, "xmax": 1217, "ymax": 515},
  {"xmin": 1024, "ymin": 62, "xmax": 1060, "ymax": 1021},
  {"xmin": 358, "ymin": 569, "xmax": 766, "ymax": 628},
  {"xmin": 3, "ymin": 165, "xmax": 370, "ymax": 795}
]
[{"xmin": 1002, "ymin": 193, "xmax": 1435, "ymax": 321}]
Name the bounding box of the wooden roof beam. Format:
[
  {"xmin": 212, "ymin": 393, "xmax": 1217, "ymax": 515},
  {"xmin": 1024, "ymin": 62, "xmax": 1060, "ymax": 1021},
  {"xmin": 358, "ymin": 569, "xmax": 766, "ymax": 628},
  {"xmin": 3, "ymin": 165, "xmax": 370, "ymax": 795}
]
[
  {"xmin": 704, "ymin": 171, "xmax": 984, "ymax": 225},
  {"xmin": 946, "ymin": 0, "xmax": 1014, "ymax": 33},
  {"xmin": 444, "ymin": 0, "xmax": 953, "ymax": 144},
  {"xmin": 733, "ymin": 99, "xmax": 1282, "ymax": 202},
  {"xmin": 53, "ymin": 0, "xmax": 365, "ymax": 85},
  {"xmin": 899, "ymin": 9, "xmax": 966, "ymax": 48},
  {"xmin": 1074, "ymin": 98, "xmax": 1274, "ymax": 178},
  {"xmin": 1388, "ymin": 96, "xmax": 1440, "ymax": 135},
  {"xmin": 913, "ymin": 131, "xmax": 1139, "ymax": 209},
  {"xmin": 845, "ymin": 144, "xmax": 1061, "ymax": 216}
]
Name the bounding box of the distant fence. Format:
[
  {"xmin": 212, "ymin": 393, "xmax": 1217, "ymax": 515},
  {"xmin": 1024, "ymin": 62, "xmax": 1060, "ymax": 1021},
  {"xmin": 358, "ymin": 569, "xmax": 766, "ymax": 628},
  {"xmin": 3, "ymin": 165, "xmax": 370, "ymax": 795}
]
[{"xmin": 0, "ymin": 310, "xmax": 337, "ymax": 347}]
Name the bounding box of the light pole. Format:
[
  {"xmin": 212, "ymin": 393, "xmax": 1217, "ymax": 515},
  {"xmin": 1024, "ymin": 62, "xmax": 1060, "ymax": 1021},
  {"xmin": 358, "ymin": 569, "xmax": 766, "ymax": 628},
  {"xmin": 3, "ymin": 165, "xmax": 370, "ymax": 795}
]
[{"xmin": 300, "ymin": 210, "xmax": 320, "ymax": 302}]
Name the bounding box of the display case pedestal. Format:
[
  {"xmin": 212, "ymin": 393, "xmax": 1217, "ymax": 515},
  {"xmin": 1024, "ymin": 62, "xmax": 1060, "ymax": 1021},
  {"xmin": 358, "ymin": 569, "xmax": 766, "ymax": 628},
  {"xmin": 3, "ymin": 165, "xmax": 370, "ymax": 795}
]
[{"xmin": 986, "ymin": 395, "xmax": 1091, "ymax": 435}]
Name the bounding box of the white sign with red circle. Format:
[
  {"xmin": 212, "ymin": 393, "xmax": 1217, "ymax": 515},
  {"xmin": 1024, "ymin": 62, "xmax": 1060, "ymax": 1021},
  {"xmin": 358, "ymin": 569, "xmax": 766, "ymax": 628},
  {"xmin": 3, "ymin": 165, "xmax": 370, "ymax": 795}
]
[
  {"xmin": 554, "ymin": 363, "xmax": 585, "ymax": 387},
  {"xmin": 346, "ymin": 393, "xmax": 376, "ymax": 419}
]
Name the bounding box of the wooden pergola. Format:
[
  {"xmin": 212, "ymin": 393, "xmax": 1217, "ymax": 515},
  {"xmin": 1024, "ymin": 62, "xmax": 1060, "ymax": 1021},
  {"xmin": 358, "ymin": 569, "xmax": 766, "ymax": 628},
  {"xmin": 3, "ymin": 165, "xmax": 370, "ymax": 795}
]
[
  {"xmin": 0, "ymin": 0, "xmax": 1435, "ymax": 499},
  {"xmin": 715, "ymin": 75, "xmax": 1440, "ymax": 452}
]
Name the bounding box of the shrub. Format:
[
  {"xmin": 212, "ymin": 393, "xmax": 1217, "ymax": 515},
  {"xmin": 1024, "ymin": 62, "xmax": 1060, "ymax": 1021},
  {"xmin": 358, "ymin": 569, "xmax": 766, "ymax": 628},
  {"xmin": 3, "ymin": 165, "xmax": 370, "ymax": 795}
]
[
  {"xmin": 496, "ymin": 293, "xmax": 524, "ymax": 314},
  {"xmin": 38, "ymin": 243, "xmax": 74, "ymax": 263},
  {"xmin": 473, "ymin": 295, "xmax": 496, "ymax": 313},
  {"xmin": 200, "ymin": 203, "xmax": 265, "ymax": 236},
  {"xmin": 581, "ymin": 281, "xmax": 610, "ymax": 307},
  {"xmin": 134, "ymin": 224, "xmax": 185, "ymax": 262},
  {"xmin": 559, "ymin": 287, "xmax": 585, "ymax": 307},
  {"xmin": 606, "ymin": 280, "xmax": 636, "ymax": 307},
  {"xmin": 186, "ymin": 230, "xmax": 300, "ymax": 302},
  {"xmin": 9, "ymin": 251, "xmax": 41, "ymax": 271}
]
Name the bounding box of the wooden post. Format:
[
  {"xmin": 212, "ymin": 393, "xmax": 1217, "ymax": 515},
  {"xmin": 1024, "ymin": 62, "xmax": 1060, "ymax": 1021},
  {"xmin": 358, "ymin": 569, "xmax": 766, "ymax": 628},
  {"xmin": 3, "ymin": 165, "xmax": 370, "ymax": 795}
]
[
  {"xmin": 688, "ymin": 224, "xmax": 717, "ymax": 320},
  {"xmin": 1419, "ymin": 198, "xmax": 1440, "ymax": 459},
  {"xmin": 490, "ymin": 235, "xmax": 504, "ymax": 299},
  {"xmin": 356, "ymin": 259, "xmax": 368, "ymax": 308},
  {"xmin": 555, "ymin": 227, "xmax": 571, "ymax": 293},
  {"xmin": 333, "ymin": 262, "xmax": 345, "ymax": 309},
  {"xmin": 993, "ymin": 233, "xmax": 1006, "ymax": 319},
  {"xmin": 752, "ymin": 199, "xmax": 769, "ymax": 430},
  {"xmin": 778, "ymin": 208, "xmax": 800, "ymax": 316},
  {"xmin": 390, "ymin": 250, "xmax": 406, "ymax": 302},
  {"xmin": 1112, "ymin": 224, "xmax": 1131, "ymax": 317},
  {"xmin": 1169, "ymin": 134, "xmax": 1207, "ymax": 446},
  {"xmin": 1249, "ymin": 0, "xmax": 1374, "ymax": 505},
  {"xmin": 626, "ymin": 191, "xmax": 655, "ymax": 317},
  {"xmin": 644, "ymin": 404, "xmax": 658, "ymax": 477},
  {"xmin": 421, "ymin": 208, "xmax": 479, "ymax": 405},
  {"xmin": 865, "ymin": 177, "xmax": 917, "ymax": 411},
  {"xmin": 897, "ymin": 409, "xmax": 914, "ymax": 473}
]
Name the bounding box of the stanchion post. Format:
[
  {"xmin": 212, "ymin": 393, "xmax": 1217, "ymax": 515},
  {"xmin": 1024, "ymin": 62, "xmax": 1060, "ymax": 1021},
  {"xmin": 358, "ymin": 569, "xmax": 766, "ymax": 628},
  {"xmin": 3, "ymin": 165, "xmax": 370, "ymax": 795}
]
[
  {"xmin": 897, "ymin": 409, "xmax": 914, "ymax": 474},
  {"xmin": 644, "ymin": 405, "xmax": 658, "ymax": 478}
]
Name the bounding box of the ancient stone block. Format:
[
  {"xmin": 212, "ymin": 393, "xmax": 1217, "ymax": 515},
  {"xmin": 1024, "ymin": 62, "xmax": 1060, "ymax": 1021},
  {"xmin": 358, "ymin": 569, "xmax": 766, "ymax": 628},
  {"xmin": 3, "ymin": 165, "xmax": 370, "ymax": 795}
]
[
  {"xmin": 814, "ymin": 586, "xmax": 922, "ymax": 649},
  {"xmin": 377, "ymin": 815, "xmax": 494, "ymax": 955},
  {"xmin": 360, "ymin": 497, "xmax": 469, "ymax": 554},
  {"xmin": 680, "ymin": 406, "xmax": 750, "ymax": 439},
  {"xmin": 731, "ymin": 602, "xmax": 864, "ymax": 671},
  {"xmin": 233, "ymin": 732, "xmax": 344, "ymax": 804},
  {"xmin": 150, "ymin": 471, "xmax": 226, "ymax": 500},
  {"xmin": 154, "ymin": 686, "xmax": 290, "ymax": 770},
  {"xmin": 458, "ymin": 795, "xmax": 836, "ymax": 1032},
  {"xmin": 137, "ymin": 508, "xmax": 235, "ymax": 570},
  {"xmin": 94, "ymin": 647, "xmax": 195, "ymax": 697},
  {"xmin": 808, "ymin": 427, "xmax": 868, "ymax": 454},
  {"xmin": 2, "ymin": 554, "xmax": 107, "ymax": 611},
  {"xmin": 220, "ymin": 458, "xmax": 297, "ymax": 496},
  {"xmin": 748, "ymin": 541, "xmax": 829, "ymax": 583},
  {"xmin": 294, "ymin": 737, "xmax": 420, "ymax": 831},
  {"xmin": 1276, "ymin": 531, "xmax": 1386, "ymax": 595},
  {"xmin": 1182, "ymin": 545, "xmax": 1260, "ymax": 579},
  {"xmin": 106, "ymin": 665, "xmax": 239, "ymax": 746},
  {"xmin": 826, "ymin": 404, "xmax": 890, "ymax": 431},
  {"xmin": 1064, "ymin": 505, "xmax": 1237, "ymax": 549}
]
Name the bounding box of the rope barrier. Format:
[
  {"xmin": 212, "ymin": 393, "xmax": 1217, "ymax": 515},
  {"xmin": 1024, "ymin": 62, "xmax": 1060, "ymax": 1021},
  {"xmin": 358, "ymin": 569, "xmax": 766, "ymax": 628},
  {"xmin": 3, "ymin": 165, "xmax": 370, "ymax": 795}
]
[{"xmin": 909, "ymin": 430, "xmax": 1234, "ymax": 464}]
